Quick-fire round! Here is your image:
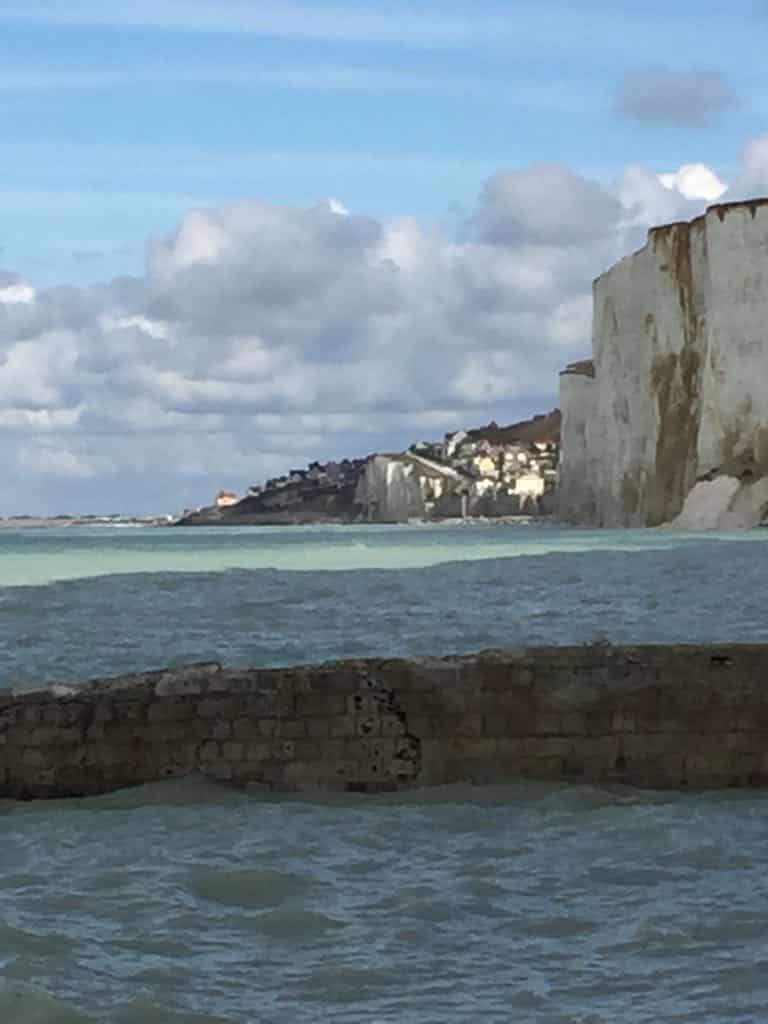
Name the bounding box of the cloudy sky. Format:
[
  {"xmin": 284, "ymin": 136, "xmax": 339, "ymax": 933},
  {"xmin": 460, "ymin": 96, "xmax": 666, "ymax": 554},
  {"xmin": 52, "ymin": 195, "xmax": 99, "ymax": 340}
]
[{"xmin": 1, "ymin": 0, "xmax": 767, "ymax": 514}]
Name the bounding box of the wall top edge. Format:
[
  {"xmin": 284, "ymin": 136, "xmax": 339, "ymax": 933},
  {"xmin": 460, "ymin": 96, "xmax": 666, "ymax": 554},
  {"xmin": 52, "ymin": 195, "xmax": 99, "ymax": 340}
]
[{"xmin": 4, "ymin": 645, "xmax": 768, "ymax": 704}]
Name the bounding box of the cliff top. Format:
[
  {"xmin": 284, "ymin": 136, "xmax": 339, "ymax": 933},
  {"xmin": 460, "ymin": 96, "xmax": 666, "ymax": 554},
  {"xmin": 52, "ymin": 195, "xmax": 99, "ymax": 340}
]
[
  {"xmin": 465, "ymin": 409, "xmax": 561, "ymax": 445},
  {"xmin": 559, "ymin": 359, "xmax": 595, "ymax": 379},
  {"xmin": 593, "ymin": 195, "xmax": 768, "ymax": 287}
]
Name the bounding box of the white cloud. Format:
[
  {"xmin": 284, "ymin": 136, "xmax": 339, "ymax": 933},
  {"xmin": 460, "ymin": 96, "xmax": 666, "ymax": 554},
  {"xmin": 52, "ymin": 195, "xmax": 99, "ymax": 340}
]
[
  {"xmin": 0, "ymin": 281, "xmax": 35, "ymax": 304},
  {"xmin": 104, "ymin": 315, "xmax": 170, "ymax": 340},
  {"xmin": 659, "ymin": 163, "xmax": 728, "ymax": 201},
  {"xmin": 615, "ymin": 164, "xmax": 707, "ymax": 240},
  {"xmin": 0, "ymin": 139, "xmax": 762, "ymax": 513}
]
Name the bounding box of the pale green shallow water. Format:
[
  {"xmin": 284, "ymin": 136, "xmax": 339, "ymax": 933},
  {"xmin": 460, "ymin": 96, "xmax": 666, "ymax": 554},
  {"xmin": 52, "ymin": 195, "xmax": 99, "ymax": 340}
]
[
  {"xmin": 1, "ymin": 522, "xmax": 767, "ymax": 689},
  {"xmin": 1, "ymin": 521, "xmax": 765, "ymax": 588},
  {"xmin": 2, "ymin": 522, "xmax": 768, "ymax": 1022}
]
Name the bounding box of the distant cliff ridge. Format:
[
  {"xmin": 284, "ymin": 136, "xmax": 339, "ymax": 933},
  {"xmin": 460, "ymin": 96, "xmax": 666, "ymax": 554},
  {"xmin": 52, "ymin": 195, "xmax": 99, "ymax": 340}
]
[
  {"xmin": 178, "ymin": 413, "xmax": 559, "ymax": 525},
  {"xmin": 559, "ymin": 199, "xmax": 768, "ymax": 528}
]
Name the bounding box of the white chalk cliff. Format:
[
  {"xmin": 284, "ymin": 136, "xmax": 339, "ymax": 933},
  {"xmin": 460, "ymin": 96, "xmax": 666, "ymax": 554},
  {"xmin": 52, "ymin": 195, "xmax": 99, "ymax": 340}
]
[{"xmin": 558, "ymin": 199, "xmax": 768, "ymax": 528}]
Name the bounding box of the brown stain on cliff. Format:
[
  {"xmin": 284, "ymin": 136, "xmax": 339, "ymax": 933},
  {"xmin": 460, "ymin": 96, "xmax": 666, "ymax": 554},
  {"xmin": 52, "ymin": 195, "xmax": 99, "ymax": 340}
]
[
  {"xmin": 651, "ymin": 199, "xmax": 768, "ymax": 234},
  {"xmin": 710, "ymin": 198, "xmax": 768, "ymax": 222},
  {"xmin": 754, "ymin": 426, "xmax": 768, "ymax": 473},
  {"xmin": 647, "ymin": 223, "xmax": 702, "ymax": 525},
  {"xmin": 620, "ymin": 473, "xmax": 641, "ymax": 521}
]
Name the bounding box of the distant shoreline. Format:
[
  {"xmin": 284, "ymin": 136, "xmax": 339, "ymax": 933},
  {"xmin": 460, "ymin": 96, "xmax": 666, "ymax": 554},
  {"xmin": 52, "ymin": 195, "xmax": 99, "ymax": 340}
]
[
  {"xmin": 0, "ymin": 514, "xmax": 553, "ymax": 530},
  {"xmin": 0, "ymin": 515, "xmax": 175, "ymax": 529}
]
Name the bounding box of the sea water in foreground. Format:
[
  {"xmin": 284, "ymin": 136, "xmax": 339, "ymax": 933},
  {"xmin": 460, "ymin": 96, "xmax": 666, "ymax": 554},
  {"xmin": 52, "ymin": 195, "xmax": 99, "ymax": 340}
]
[
  {"xmin": 4, "ymin": 778, "xmax": 768, "ymax": 1024},
  {"xmin": 2, "ymin": 522, "xmax": 768, "ymax": 1022}
]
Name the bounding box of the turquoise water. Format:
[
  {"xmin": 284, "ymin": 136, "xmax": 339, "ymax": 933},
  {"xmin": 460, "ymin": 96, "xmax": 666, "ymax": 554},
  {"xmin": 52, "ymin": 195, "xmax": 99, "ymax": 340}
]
[
  {"xmin": 1, "ymin": 522, "xmax": 767, "ymax": 689},
  {"xmin": 3, "ymin": 522, "xmax": 768, "ymax": 1022},
  {"xmin": 3, "ymin": 520, "xmax": 760, "ymax": 588}
]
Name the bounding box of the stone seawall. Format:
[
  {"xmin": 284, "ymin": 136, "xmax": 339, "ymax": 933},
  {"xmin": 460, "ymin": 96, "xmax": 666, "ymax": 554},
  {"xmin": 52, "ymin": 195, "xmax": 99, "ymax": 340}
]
[{"xmin": 4, "ymin": 645, "xmax": 768, "ymax": 799}]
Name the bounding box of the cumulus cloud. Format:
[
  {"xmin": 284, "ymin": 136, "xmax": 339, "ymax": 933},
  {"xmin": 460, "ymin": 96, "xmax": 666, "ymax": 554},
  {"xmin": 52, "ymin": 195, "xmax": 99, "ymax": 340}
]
[
  {"xmin": 658, "ymin": 163, "xmax": 728, "ymax": 201},
  {"xmin": 468, "ymin": 164, "xmax": 623, "ymax": 245},
  {"xmin": 0, "ymin": 144, "xmax": 756, "ymax": 514},
  {"xmin": 0, "ymin": 271, "xmax": 35, "ymax": 304},
  {"xmin": 616, "ymin": 165, "xmax": 709, "ymax": 241},
  {"xmin": 733, "ymin": 134, "xmax": 768, "ymax": 195},
  {"xmin": 616, "ymin": 68, "xmax": 738, "ymax": 126}
]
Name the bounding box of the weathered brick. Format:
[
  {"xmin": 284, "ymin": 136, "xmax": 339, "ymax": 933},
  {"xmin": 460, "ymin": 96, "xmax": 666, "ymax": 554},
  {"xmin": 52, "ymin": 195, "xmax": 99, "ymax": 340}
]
[
  {"xmin": 147, "ymin": 699, "xmax": 196, "ymax": 723},
  {"xmin": 330, "ymin": 716, "xmax": 357, "ymax": 738},
  {"xmin": 197, "ymin": 697, "xmax": 240, "ymax": 719},
  {"xmin": 559, "ymin": 712, "xmax": 587, "ymax": 735},
  {"xmin": 198, "ymin": 741, "xmax": 221, "ymax": 764},
  {"xmin": 290, "ymin": 739, "xmax": 325, "ymax": 761},
  {"xmin": 355, "ymin": 716, "xmax": 380, "ymax": 737},
  {"xmin": 534, "ymin": 713, "xmax": 559, "ymax": 735},
  {"xmin": 611, "ymin": 710, "xmax": 636, "ymax": 733},
  {"xmin": 246, "ymin": 741, "xmax": 272, "ymax": 762},
  {"xmin": 525, "ymin": 736, "xmax": 574, "ymax": 758},
  {"xmin": 306, "ymin": 718, "xmax": 330, "ymax": 738},
  {"xmin": 111, "ymin": 702, "xmax": 147, "ymax": 722},
  {"xmin": 296, "ymin": 694, "xmax": 348, "ymax": 717},
  {"xmin": 211, "ymin": 720, "xmax": 233, "ymax": 741},
  {"xmin": 21, "ymin": 747, "xmax": 48, "ymax": 767},
  {"xmin": 405, "ymin": 715, "xmax": 433, "ymax": 738},
  {"xmin": 455, "ymin": 714, "xmax": 483, "ymax": 738},
  {"xmin": 41, "ymin": 704, "xmax": 88, "ymax": 727},
  {"xmin": 274, "ymin": 718, "xmax": 306, "ymax": 739},
  {"xmin": 380, "ymin": 716, "xmax": 406, "ymax": 738}
]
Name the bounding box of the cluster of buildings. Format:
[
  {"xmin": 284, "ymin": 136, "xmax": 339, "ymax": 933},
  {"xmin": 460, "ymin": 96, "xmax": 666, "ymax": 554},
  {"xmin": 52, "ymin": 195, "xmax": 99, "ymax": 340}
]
[
  {"xmin": 427, "ymin": 417, "xmax": 559, "ymax": 514},
  {"xmin": 192, "ymin": 411, "xmax": 560, "ymax": 525},
  {"xmin": 247, "ymin": 458, "xmax": 368, "ymax": 499}
]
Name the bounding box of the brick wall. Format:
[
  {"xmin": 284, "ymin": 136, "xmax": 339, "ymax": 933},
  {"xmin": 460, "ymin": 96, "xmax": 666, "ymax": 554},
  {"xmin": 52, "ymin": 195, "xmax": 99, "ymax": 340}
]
[{"xmin": 2, "ymin": 645, "xmax": 768, "ymax": 799}]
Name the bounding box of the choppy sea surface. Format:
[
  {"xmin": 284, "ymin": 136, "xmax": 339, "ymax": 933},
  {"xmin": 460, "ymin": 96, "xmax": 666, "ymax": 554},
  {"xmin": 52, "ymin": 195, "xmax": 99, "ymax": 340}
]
[{"xmin": 2, "ymin": 521, "xmax": 768, "ymax": 1022}]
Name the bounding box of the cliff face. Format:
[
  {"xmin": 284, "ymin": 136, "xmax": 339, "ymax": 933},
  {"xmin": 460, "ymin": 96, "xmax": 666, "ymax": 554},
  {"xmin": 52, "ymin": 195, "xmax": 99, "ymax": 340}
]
[
  {"xmin": 559, "ymin": 199, "xmax": 768, "ymax": 527},
  {"xmin": 358, "ymin": 455, "xmax": 435, "ymax": 522}
]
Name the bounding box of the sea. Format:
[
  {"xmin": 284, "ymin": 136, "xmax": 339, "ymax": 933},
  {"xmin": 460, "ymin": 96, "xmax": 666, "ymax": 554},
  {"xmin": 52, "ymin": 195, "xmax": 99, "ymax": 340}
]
[{"xmin": 2, "ymin": 521, "xmax": 768, "ymax": 1023}]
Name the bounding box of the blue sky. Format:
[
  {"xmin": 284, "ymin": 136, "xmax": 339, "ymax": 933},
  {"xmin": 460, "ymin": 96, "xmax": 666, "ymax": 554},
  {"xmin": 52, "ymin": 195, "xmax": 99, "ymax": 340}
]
[
  {"xmin": 0, "ymin": 0, "xmax": 766, "ymax": 513},
  {"xmin": 1, "ymin": 0, "xmax": 763, "ymax": 285}
]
